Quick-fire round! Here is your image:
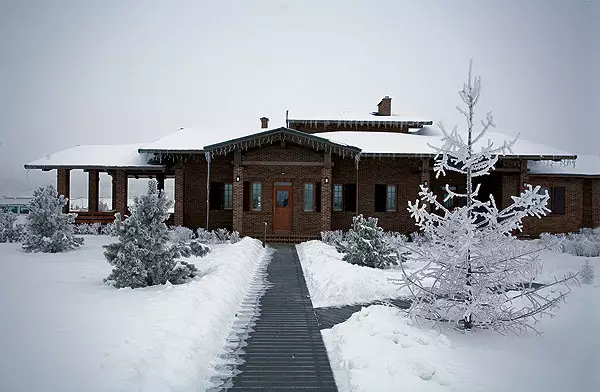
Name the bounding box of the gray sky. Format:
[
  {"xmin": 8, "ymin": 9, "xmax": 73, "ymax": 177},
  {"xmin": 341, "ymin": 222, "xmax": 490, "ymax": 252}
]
[{"xmin": 0, "ymin": 0, "xmax": 598, "ymax": 198}]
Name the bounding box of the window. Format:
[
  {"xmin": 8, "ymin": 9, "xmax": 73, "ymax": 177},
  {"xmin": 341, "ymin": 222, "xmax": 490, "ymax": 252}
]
[
  {"xmin": 541, "ymin": 186, "xmax": 565, "ymax": 215},
  {"xmin": 443, "ymin": 186, "xmax": 457, "ymax": 209},
  {"xmin": 304, "ymin": 183, "xmax": 315, "ymax": 211},
  {"xmin": 251, "ymin": 182, "xmax": 262, "ymax": 210},
  {"xmin": 332, "ymin": 184, "xmax": 356, "ymax": 212},
  {"xmin": 387, "ymin": 185, "xmax": 397, "ymax": 211},
  {"xmin": 209, "ymin": 182, "xmax": 232, "ymax": 210},
  {"xmin": 333, "ymin": 184, "xmax": 344, "ymax": 211},
  {"xmin": 223, "ymin": 183, "xmax": 232, "ymax": 209}
]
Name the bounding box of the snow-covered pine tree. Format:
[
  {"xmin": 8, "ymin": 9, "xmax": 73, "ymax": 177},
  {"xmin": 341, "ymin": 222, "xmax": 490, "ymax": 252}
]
[
  {"xmin": 405, "ymin": 61, "xmax": 574, "ymax": 333},
  {"xmin": 104, "ymin": 180, "xmax": 202, "ymax": 288},
  {"xmin": 0, "ymin": 212, "xmax": 25, "ymax": 243},
  {"xmin": 336, "ymin": 214, "xmax": 399, "ymax": 269},
  {"xmin": 22, "ymin": 185, "xmax": 84, "ymax": 252}
]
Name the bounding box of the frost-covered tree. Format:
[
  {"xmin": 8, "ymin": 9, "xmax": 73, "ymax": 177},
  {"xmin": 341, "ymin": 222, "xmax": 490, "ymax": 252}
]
[
  {"xmin": 104, "ymin": 180, "xmax": 206, "ymax": 288},
  {"xmin": 0, "ymin": 212, "xmax": 25, "ymax": 243},
  {"xmin": 580, "ymin": 260, "xmax": 595, "ymax": 285},
  {"xmin": 22, "ymin": 185, "xmax": 84, "ymax": 252},
  {"xmin": 336, "ymin": 215, "xmax": 400, "ymax": 269},
  {"xmin": 404, "ymin": 61, "xmax": 574, "ymax": 333}
]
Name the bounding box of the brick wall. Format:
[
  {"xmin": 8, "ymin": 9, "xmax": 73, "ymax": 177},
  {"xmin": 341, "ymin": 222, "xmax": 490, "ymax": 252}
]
[
  {"xmin": 182, "ymin": 154, "xmax": 234, "ymax": 230},
  {"xmin": 522, "ymin": 176, "xmax": 585, "ymax": 236},
  {"xmin": 331, "ymin": 156, "xmax": 423, "ymax": 233},
  {"xmin": 242, "ymin": 143, "xmax": 324, "ymax": 236}
]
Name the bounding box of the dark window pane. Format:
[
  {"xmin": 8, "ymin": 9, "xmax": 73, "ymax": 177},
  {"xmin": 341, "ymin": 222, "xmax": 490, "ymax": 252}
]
[
  {"xmin": 304, "ymin": 183, "xmax": 314, "ymax": 211},
  {"xmin": 252, "ymin": 183, "xmax": 262, "ymax": 210},
  {"xmin": 333, "ymin": 184, "xmax": 344, "ymax": 211},
  {"xmin": 345, "ymin": 183, "xmax": 356, "ymax": 212},
  {"xmin": 374, "ymin": 184, "xmax": 387, "ymax": 212}
]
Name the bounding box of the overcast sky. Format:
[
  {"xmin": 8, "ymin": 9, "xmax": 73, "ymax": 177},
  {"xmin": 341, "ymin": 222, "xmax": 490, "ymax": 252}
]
[{"xmin": 0, "ymin": 0, "xmax": 598, "ymax": 198}]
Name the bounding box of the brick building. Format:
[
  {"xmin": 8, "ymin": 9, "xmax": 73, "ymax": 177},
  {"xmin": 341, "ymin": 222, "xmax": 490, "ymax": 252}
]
[{"xmin": 25, "ymin": 97, "xmax": 600, "ymax": 241}]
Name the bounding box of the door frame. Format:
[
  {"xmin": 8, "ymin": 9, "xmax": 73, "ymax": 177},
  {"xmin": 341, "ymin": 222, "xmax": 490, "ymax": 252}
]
[{"xmin": 272, "ymin": 182, "xmax": 293, "ymax": 232}]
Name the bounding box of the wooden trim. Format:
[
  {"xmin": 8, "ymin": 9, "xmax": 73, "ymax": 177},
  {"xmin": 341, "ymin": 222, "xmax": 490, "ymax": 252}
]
[{"xmin": 242, "ymin": 161, "xmax": 326, "ymax": 167}]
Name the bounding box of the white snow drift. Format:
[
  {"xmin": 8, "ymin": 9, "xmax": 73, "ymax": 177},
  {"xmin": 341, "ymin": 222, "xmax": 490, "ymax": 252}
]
[{"xmin": 0, "ymin": 235, "xmax": 268, "ymax": 392}]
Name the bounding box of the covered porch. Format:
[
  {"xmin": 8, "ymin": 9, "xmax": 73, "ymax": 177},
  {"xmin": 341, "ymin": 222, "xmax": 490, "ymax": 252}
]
[{"xmin": 24, "ymin": 144, "xmax": 178, "ymax": 225}]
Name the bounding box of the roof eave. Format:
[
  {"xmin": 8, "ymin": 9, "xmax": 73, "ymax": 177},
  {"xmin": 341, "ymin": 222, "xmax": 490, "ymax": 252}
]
[{"xmin": 24, "ymin": 164, "xmax": 166, "ymax": 171}]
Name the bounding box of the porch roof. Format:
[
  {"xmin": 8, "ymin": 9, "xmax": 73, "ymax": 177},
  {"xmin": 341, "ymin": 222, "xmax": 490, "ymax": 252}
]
[
  {"xmin": 24, "ymin": 144, "xmax": 165, "ymax": 170},
  {"xmin": 528, "ymin": 154, "xmax": 600, "ymax": 177},
  {"xmin": 203, "ymin": 127, "xmax": 361, "ymax": 158}
]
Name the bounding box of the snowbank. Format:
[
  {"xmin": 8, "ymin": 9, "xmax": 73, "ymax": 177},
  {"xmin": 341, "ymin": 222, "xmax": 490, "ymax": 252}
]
[
  {"xmin": 322, "ymin": 258, "xmax": 600, "ymax": 392},
  {"xmin": 296, "ymin": 240, "xmax": 418, "ymax": 307},
  {"xmin": 0, "ymin": 235, "xmax": 267, "ymax": 392}
]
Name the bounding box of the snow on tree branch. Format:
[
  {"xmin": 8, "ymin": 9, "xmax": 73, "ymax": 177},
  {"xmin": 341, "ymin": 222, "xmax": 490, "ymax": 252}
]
[{"xmin": 404, "ymin": 60, "xmax": 575, "ymax": 333}]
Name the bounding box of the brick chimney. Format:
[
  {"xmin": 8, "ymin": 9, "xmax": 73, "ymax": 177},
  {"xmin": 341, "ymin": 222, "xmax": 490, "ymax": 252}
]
[
  {"xmin": 377, "ymin": 96, "xmax": 392, "ymax": 116},
  {"xmin": 260, "ymin": 117, "xmax": 269, "ymax": 129}
]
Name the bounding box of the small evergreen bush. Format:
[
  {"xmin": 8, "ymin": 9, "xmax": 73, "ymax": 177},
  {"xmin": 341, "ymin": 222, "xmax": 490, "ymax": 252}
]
[
  {"xmin": 104, "ymin": 181, "xmax": 206, "ymax": 288},
  {"xmin": 0, "ymin": 212, "xmax": 25, "ymax": 243},
  {"xmin": 540, "ymin": 228, "xmax": 600, "ymax": 257},
  {"xmin": 336, "ymin": 215, "xmax": 400, "ymax": 269},
  {"xmin": 22, "ymin": 185, "xmax": 84, "ymax": 253}
]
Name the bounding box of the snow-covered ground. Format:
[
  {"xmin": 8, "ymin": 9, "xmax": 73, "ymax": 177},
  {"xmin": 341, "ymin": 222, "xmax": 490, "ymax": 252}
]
[
  {"xmin": 299, "ymin": 240, "xmax": 599, "ymax": 391},
  {"xmin": 0, "ymin": 235, "xmax": 268, "ymax": 392},
  {"xmin": 297, "ymin": 240, "xmax": 421, "ymax": 307}
]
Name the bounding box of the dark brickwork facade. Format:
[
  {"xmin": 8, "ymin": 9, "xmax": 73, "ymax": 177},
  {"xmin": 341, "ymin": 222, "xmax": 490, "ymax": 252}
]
[{"xmin": 175, "ymin": 146, "xmax": 600, "ymax": 238}]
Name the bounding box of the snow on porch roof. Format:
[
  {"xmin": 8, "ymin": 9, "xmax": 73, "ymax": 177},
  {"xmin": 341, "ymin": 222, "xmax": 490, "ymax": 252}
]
[
  {"xmin": 24, "ymin": 144, "xmax": 164, "ymax": 170},
  {"xmin": 529, "ymin": 154, "xmax": 600, "ymax": 176},
  {"xmin": 315, "ymin": 128, "xmax": 577, "ymax": 159},
  {"xmin": 139, "ymin": 127, "xmax": 248, "ymax": 153}
]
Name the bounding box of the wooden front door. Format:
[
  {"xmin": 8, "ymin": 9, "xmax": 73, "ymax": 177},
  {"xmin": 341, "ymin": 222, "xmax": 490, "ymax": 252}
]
[{"xmin": 273, "ymin": 182, "xmax": 293, "ymax": 232}]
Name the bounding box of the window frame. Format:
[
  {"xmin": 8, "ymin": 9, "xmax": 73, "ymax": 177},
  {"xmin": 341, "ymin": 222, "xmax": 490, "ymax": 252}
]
[
  {"xmin": 251, "ymin": 182, "xmax": 262, "ymax": 211},
  {"xmin": 333, "ymin": 184, "xmax": 344, "ymax": 212},
  {"xmin": 303, "ymin": 183, "xmax": 315, "ymax": 212},
  {"xmin": 386, "ymin": 184, "xmax": 397, "ymax": 212},
  {"xmin": 223, "ymin": 183, "xmax": 233, "ymax": 210}
]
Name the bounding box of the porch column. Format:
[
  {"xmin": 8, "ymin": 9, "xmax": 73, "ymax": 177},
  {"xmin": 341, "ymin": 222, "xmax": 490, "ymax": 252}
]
[
  {"xmin": 232, "ymin": 150, "xmax": 244, "ymax": 233},
  {"xmin": 111, "ymin": 170, "xmax": 128, "ymax": 217},
  {"xmin": 57, "ymin": 168, "xmax": 70, "ymax": 212},
  {"xmin": 87, "ymin": 169, "xmax": 99, "ymax": 212},
  {"xmin": 156, "ymin": 173, "xmax": 165, "ymax": 191},
  {"xmin": 421, "ymin": 158, "xmax": 430, "ymax": 187},
  {"xmin": 174, "ymin": 168, "xmax": 184, "ymax": 226},
  {"xmin": 519, "ymin": 159, "xmax": 529, "ymax": 193},
  {"xmin": 321, "ymin": 152, "xmax": 332, "ymax": 232}
]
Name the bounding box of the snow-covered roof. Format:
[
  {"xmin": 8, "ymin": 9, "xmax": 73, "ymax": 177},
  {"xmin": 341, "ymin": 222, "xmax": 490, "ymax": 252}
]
[
  {"xmin": 140, "ymin": 127, "xmax": 250, "ymax": 153},
  {"xmin": 528, "ymin": 154, "xmax": 600, "ymax": 176},
  {"xmin": 25, "ymin": 144, "xmax": 163, "ymax": 170},
  {"xmin": 314, "ymin": 128, "xmax": 577, "ymax": 159},
  {"xmin": 288, "ymin": 110, "xmax": 432, "ymax": 125}
]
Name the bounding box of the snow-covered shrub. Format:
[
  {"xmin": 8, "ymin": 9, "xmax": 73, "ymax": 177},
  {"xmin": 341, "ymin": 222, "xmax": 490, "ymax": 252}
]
[
  {"xmin": 196, "ymin": 228, "xmax": 213, "ymax": 244},
  {"xmin": 169, "ymin": 226, "xmax": 195, "ymax": 244},
  {"xmin": 580, "ymin": 260, "xmax": 595, "ymax": 285},
  {"xmin": 22, "ymin": 185, "xmax": 84, "ymax": 253},
  {"xmin": 0, "ymin": 212, "xmax": 25, "ymax": 243},
  {"xmin": 382, "ymin": 231, "xmax": 408, "ymax": 248},
  {"xmin": 90, "ymin": 222, "xmax": 102, "ymax": 235},
  {"xmin": 230, "ymin": 230, "xmax": 241, "ymax": 244},
  {"xmin": 214, "ymin": 228, "xmax": 231, "ymax": 243},
  {"xmin": 540, "ymin": 228, "xmax": 600, "ymax": 257},
  {"xmin": 409, "ymin": 231, "xmax": 431, "ymax": 246},
  {"xmin": 101, "ymin": 221, "xmax": 117, "ymax": 236},
  {"xmin": 321, "ymin": 230, "xmax": 345, "ymax": 246},
  {"xmin": 195, "ymin": 227, "xmax": 237, "ymax": 244},
  {"xmin": 103, "ymin": 181, "xmax": 202, "ymax": 289},
  {"xmin": 336, "ymin": 215, "xmax": 399, "ymax": 269},
  {"xmin": 74, "ymin": 223, "xmax": 103, "ymax": 235},
  {"xmin": 404, "ymin": 61, "xmax": 574, "ymax": 333}
]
